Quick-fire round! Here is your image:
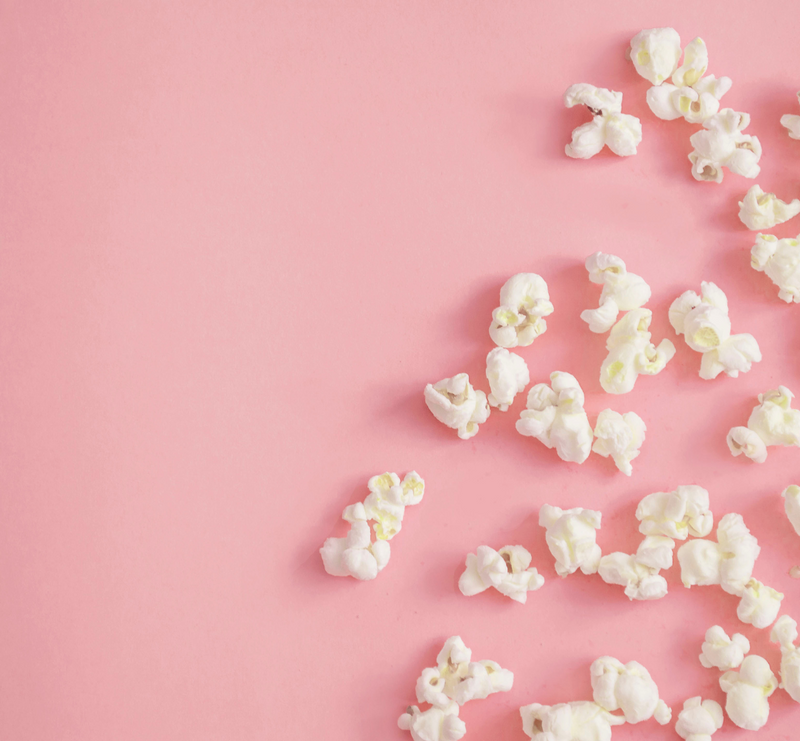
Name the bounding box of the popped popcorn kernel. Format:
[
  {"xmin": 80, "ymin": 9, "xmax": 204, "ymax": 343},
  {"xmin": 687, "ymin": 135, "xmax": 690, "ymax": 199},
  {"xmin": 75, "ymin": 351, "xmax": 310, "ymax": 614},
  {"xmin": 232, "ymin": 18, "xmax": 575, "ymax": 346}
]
[
  {"xmin": 539, "ymin": 504, "xmax": 602, "ymax": 577},
  {"xmin": 458, "ymin": 545, "xmax": 544, "ymax": 604},
  {"xmin": 675, "ymin": 696, "xmax": 723, "ymax": 741},
  {"xmin": 490, "ymin": 273, "xmax": 554, "ymax": 348},
  {"xmin": 700, "ymin": 625, "xmax": 750, "ymax": 671},
  {"xmin": 719, "ymin": 655, "xmax": 777, "ymax": 731},
  {"xmin": 564, "ymin": 84, "xmax": 642, "ymax": 158},
  {"xmin": 425, "ymin": 373, "xmax": 490, "ymax": 439},
  {"xmin": 751, "ymin": 232, "xmax": 800, "ymax": 303},
  {"xmin": 592, "ymin": 409, "xmax": 646, "ymax": 476},
  {"xmin": 739, "ymin": 185, "xmax": 800, "ymax": 231}
]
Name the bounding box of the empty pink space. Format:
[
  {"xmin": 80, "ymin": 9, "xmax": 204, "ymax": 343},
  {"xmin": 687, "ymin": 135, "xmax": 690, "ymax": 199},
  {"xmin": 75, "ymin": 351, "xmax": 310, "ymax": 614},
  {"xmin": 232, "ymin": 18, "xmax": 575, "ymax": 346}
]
[{"xmin": 1, "ymin": 1, "xmax": 800, "ymax": 739}]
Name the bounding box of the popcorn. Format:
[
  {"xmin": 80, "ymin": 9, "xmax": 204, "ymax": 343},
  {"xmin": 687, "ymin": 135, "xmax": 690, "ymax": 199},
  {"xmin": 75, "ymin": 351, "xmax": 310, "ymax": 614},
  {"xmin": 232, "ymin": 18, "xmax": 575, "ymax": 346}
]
[
  {"xmin": 636, "ymin": 485, "xmax": 713, "ymax": 540},
  {"xmin": 738, "ymin": 185, "xmax": 800, "ymax": 231},
  {"xmin": 751, "ymin": 232, "xmax": 800, "ymax": 303},
  {"xmin": 719, "ymin": 655, "xmax": 777, "ymax": 731},
  {"xmin": 490, "ymin": 273, "xmax": 554, "ymax": 348},
  {"xmin": 564, "ymin": 84, "xmax": 642, "ymax": 158},
  {"xmin": 598, "ymin": 536, "xmax": 675, "ymax": 601},
  {"xmin": 539, "ymin": 504, "xmax": 602, "ymax": 577},
  {"xmin": 458, "ymin": 545, "xmax": 545, "ymax": 604},
  {"xmin": 398, "ymin": 705, "xmax": 466, "ymax": 741},
  {"xmin": 425, "ymin": 374, "xmax": 490, "ymax": 440},
  {"xmin": 677, "ymin": 513, "xmax": 760, "ymax": 595},
  {"xmin": 600, "ymin": 309, "xmax": 676, "ymax": 394},
  {"xmin": 516, "ymin": 372, "xmax": 594, "ymax": 464},
  {"xmin": 771, "ymin": 615, "xmax": 800, "ymax": 702},
  {"xmin": 700, "ymin": 626, "xmax": 750, "ymax": 670},
  {"xmin": 486, "ymin": 348, "xmax": 529, "ymax": 411},
  {"xmin": 737, "ymin": 579, "xmax": 784, "ymax": 629},
  {"xmin": 592, "ymin": 409, "xmax": 646, "ymax": 476},
  {"xmin": 590, "ymin": 656, "xmax": 672, "ymax": 725},
  {"xmin": 669, "ymin": 281, "xmax": 761, "ymax": 379},
  {"xmin": 781, "ymin": 92, "xmax": 800, "ymax": 140},
  {"xmin": 672, "ymin": 37, "xmax": 708, "ymax": 88},
  {"xmin": 727, "ymin": 386, "xmax": 800, "ymax": 462},
  {"xmin": 674, "ymin": 697, "xmax": 723, "ymax": 741},
  {"xmin": 581, "ymin": 252, "xmax": 652, "ymax": 334},
  {"xmin": 783, "ymin": 485, "xmax": 800, "ymax": 537},
  {"xmin": 629, "ymin": 28, "xmax": 682, "ymax": 85},
  {"xmin": 520, "ymin": 701, "xmax": 625, "ymax": 740},
  {"xmin": 321, "ymin": 472, "xmax": 424, "ymax": 580},
  {"xmin": 688, "ymin": 110, "xmax": 762, "ymax": 183},
  {"xmin": 646, "ymin": 79, "xmax": 731, "ymax": 124}
]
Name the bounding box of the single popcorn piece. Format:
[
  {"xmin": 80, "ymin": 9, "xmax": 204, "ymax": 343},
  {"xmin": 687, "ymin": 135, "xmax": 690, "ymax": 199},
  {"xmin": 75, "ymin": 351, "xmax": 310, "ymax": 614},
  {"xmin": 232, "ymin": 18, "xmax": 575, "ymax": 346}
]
[
  {"xmin": 364, "ymin": 471, "xmax": 424, "ymax": 540},
  {"xmin": 738, "ymin": 185, "xmax": 800, "ymax": 231},
  {"xmin": 516, "ymin": 372, "xmax": 594, "ymax": 464},
  {"xmin": 672, "ymin": 37, "xmax": 708, "ymax": 87},
  {"xmin": 669, "ymin": 281, "xmax": 761, "ymax": 379},
  {"xmin": 719, "ymin": 655, "xmax": 777, "ymax": 731},
  {"xmin": 598, "ymin": 536, "xmax": 675, "ymax": 601},
  {"xmin": 581, "ymin": 252, "xmax": 652, "ymax": 334},
  {"xmin": 737, "ymin": 579, "xmax": 784, "ymax": 629},
  {"xmin": 320, "ymin": 502, "xmax": 392, "ymax": 580},
  {"xmin": 675, "ymin": 697, "xmax": 723, "ymax": 741},
  {"xmin": 781, "ymin": 92, "xmax": 800, "ymax": 140},
  {"xmin": 700, "ymin": 626, "xmax": 750, "ymax": 671},
  {"xmin": 629, "ymin": 28, "xmax": 682, "ymax": 85},
  {"xmin": 636, "ymin": 485, "xmax": 713, "ymax": 540},
  {"xmin": 490, "ymin": 273, "xmax": 554, "ymax": 348},
  {"xmin": 486, "ymin": 348, "xmax": 529, "ymax": 411},
  {"xmin": 458, "ymin": 545, "xmax": 544, "ymax": 604},
  {"xmin": 591, "ymin": 656, "xmax": 672, "ymax": 725},
  {"xmin": 783, "ymin": 485, "xmax": 800, "ymax": 536},
  {"xmin": 771, "ymin": 615, "xmax": 800, "ymax": 703},
  {"xmin": 751, "ymin": 232, "xmax": 800, "ymax": 303},
  {"xmin": 398, "ymin": 705, "xmax": 466, "ymax": 741},
  {"xmin": 425, "ymin": 373, "xmax": 490, "ymax": 440},
  {"xmin": 678, "ymin": 513, "xmax": 760, "ymax": 595},
  {"xmin": 646, "ymin": 77, "xmax": 732, "ymax": 125},
  {"xmin": 539, "ymin": 504, "xmax": 602, "ymax": 577},
  {"xmin": 600, "ymin": 309, "xmax": 676, "ymax": 394},
  {"xmin": 592, "ymin": 409, "xmax": 646, "ymax": 476},
  {"xmin": 520, "ymin": 701, "xmax": 625, "ymax": 741},
  {"xmin": 564, "ymin": 84, "xmax": 642, "ymax": 158},
  {"xmin": 727, "ymin": 386, "xmax": 800, "ymax": 462},
  {"xmin": 688, "ymin": 109, "xmax": 762, "ymax": 183}
]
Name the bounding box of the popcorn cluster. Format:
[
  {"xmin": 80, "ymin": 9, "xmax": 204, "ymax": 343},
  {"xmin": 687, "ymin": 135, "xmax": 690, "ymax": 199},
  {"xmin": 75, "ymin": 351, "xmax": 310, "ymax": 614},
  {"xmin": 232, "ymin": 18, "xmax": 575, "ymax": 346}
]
[
  {"xmin": 458, "ymin": 545, "xmax": 544, "ymax": 604},
  {"xmin": 563, "ymin": 84, "xmax": 642, "ymax": 159},
  {"xmin": 751, "ymin": 232, "xmax": 800, "ymax": 303},
  {"xmin": 320, "ymin": 472, "xmax": 424, "ymax": 580},
  {"xmin": 739, "ymin": 185, "xmax": 800, "ymax": 231},
  {"xmin": 399, "ymin": 637, "xmax": 513, "ymax": 741},
  {"xmin": 520, "ymin": 656, "xmax": 671, "ymax": 739},
  {"xmin": 727, "ymin": 385, "xmax": 800, "ymax": 463},
  {"xmin": 782, "ymin": 92, "xmax": 800, "ymax": 140},
  {"xmin": 669, "ymin": 281, "xmax": 761, "ymax": 380}
]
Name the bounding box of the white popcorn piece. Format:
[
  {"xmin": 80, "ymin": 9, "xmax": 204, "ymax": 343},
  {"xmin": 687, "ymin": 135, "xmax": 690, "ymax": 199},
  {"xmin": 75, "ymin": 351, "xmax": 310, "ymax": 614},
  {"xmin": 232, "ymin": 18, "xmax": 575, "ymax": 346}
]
[
  {"xmin": 490, "ymin": 273, "xmax": 554, "ymax": 348},
  {"xmin": 398, "ymin": 705, "xmax": 466, "ymax": 741},
  {"xmin": 727, "ymin": 386, "xmax": 800, "ymax": 462},
  {"xmin": 591, "ymin": 656, "xmax": 672, "ymax": 725},
  {"xmin": 783, "ymin": 485, "xmax": 800, "ymax": 536},
  {"xmin": 700, "ymin": 626, "xmax": 750, "ymax": 671},
  {"xmin": 669, "ymin": 281, "xmax": 761, "ymax": 379},
  {"xmin": 675, "ymin": 696, "xmax": 723, "ymax": 741},
  {"xmin": 600, "ymin": 309, "xmax": 676, "ymax": 394},
  {"xmin": 738, "ymin": 185, "xmax": 800, "ymax": 231},
  {"xmin": 688, "ymin": 109, "xmax": 762, "ymax": 183},
  {"xmin": 636, "ymin": 485, "xmax": 713, "ymax": 540},
  {"xmin": 672, "ymin": 37, "xmax": 708, "ymax": 87},
  {"xmin": 516, "ymin": 372, "xmax": 593, "ymax": 464},
  {"xmin": 486, "ymin": 348, "xmax": 529, "ymax": 411},
  {"xmin": 629, "ymin": 28, "xmax": 682, "ymax": 85},
  {"xmin": 520, "ymin": 701, "xmax": 625, "ymax": 741},
  {"xmin": 737, "ymin": 579, "xmax": 784, "ymax": 629},
  {"xmin": 771, "ymin": 615, "xmax": 800, "ymax": 703},
  {"xmin": 458, "ymin": 545, "xmax": 545, "ymax": 604},
  {"xmin": 320, "ymin": 503, "xmax": 392, "ymax": 580},
  {"xmin": 781, "ymin": 92, "xmax": 800, "ymax": 140},
  {"xmin": 719, "ymin": 655, "xmax": 777, "ymax": 731},
  {"xmin": 598, "ymin": 536, "xmax": 675, "ymax": 601},
  {"xmin": 678, "ymin": 513, "xmax": 760, "ymax": 595},
  {"xmin": 581, "ymin": 252, "xmax": 652, "ymax": 334},
  {"xmin": 592, "ymin": 409, "xmax": 646, "ymax": 476},
  {"xmin": 539, "ymin": 504, "xmax": 602, "ymax": 577},
  {"xmin": 564, "ymin": 84, "xmax": 642, "ymax": 158},
  {"xmin": 751, "ymin": 232, "xmax": 800, "ymax": 303},
  {"xmin": 646, "ymin": 79, "xmax": 730, "ymax": 125},
  {"xmin": 425, "ymin": 374, "xmax": 490, "ymax": 440}
]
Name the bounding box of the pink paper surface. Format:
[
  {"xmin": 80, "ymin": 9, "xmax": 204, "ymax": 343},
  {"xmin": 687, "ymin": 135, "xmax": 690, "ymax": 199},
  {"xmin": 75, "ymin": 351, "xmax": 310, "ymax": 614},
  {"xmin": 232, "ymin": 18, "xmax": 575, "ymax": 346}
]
[{"xmin": 2, "ymin": 2, "xmax": 800, "ymax": 739}]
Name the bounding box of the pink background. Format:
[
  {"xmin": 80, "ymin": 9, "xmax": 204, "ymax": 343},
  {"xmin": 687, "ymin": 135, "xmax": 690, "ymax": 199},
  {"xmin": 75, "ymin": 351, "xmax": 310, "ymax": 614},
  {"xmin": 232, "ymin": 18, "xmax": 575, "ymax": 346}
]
[{"xmin": 2, "ymin": 2, "xmax": 800, "ymax": 739}]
